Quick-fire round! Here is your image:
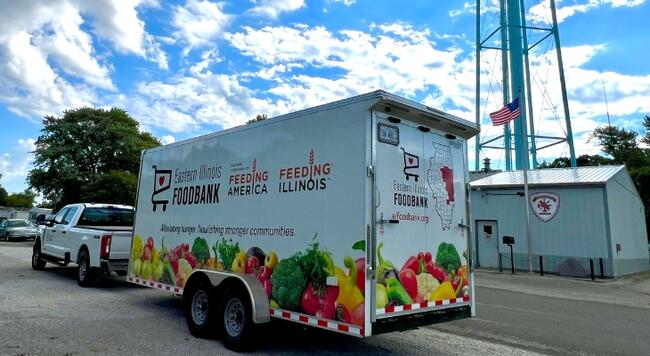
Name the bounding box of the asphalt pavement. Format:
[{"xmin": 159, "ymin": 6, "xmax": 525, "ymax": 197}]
[{"xmin": 1, "ymin": 239, "xmax": 649, "ymax": 355}]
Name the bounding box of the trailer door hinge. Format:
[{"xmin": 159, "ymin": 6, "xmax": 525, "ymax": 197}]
[{"xmin": 367, "ymin": 165, "xmax": 375, "ymax": 177}]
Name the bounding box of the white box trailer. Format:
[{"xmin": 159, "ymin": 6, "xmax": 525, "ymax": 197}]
[{"xmin": 129, "ymin": 90, "xmax": 479, "ymax": 350}]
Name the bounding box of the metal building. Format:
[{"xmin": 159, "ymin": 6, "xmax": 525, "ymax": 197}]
[{"xmin": 470, "ymin": 165, "xmax": 649, "ymax": 277}]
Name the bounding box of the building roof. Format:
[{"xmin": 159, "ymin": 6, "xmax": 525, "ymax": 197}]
[
  {"xmin": 469, "ymin": 170, "xmax": 502, "ymax": 182},
  {"xmin": 470, "ymin": 165, "xmax": 626, "ymax": 188}
]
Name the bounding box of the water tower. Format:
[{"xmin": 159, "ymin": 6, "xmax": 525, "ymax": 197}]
[{"xmin": 474, "ymin": 0, "xmax": 577, "ymax": 170}]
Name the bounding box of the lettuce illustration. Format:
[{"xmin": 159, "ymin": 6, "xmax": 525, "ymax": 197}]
[{"xmin": 435, "ymin": 242, "xmax": 461, "ymax": 275}]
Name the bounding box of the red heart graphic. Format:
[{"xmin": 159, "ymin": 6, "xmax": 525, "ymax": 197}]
[
  {"xmin": 159, "ymin": 176, "xmax": 165, "ymax": 186},
  {"xmin": 408, "ymin": 158, "xmax": 413, "ymax": 164}
]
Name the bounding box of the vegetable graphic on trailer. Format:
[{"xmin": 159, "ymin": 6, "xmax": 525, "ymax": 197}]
[
  {"xmin": 401, "ymin": 148, "xmax": 419, "ymax": 181},
  {"xmin": 151, "ymin": 165, "xmax": 172, "ymax": 211}
]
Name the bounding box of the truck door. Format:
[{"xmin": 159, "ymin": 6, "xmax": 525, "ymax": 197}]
[
  {"xmin": 57, "ymin": 206, "xmax": 80, "ymax": 258},
  {"xmin": 372, "ymin": 111, "xmax": 470, "ymax": 317},
  {"xmin": 42, "ymin": 207, "xmax": 69, "ymax": 258}
]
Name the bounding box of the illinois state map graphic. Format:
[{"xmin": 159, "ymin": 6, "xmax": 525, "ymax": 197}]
[{"xmin": 427, "ymin": 143, "xmax": 455, "ymax": 230}]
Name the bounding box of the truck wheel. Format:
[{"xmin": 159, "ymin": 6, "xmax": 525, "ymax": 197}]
[
  {"xmin": 219, "ymin": 286, "xmax": 255, "ymax": 351},
  {"xmin": 184, "ymin": 278, "xmax": 216, "ymax": 339},
  {"xmin": 31, "ymin": 242, "xmax": 46, "ymax": 270},
  {"xmin": 77, "ymin": 250, "xmax": 97, "ymax": 287}
]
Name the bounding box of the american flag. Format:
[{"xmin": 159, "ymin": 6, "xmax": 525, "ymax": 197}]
[{"xmin": 489, "ymin": 97, "xmax": 521, "ymax": 126}]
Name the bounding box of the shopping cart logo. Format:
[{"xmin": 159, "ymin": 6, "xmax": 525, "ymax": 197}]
[
  {"xmin": 152, "ymin": 165, "xmax": 172, "ymax": 212},
  {"xmin": 401, "ymin": 148, "xmax": 419, "ymax": 181}
]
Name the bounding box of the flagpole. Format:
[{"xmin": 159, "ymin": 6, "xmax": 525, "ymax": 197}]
[{"xmin": 518, "ymin": 92, "xmax": 533, "ymax": 273}]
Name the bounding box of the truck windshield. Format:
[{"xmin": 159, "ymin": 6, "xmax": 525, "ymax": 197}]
[{"xmin": 77, "ymin": 208, "xmax": 134, "ymax": 227}]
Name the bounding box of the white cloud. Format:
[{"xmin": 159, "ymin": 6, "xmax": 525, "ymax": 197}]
[
  {"xmin": 0, "ymin": 29, "xmax": 98, "ymax": 118},
  {"xmin": 528, "ymin": 0, "xmax": 646, "ymax": 24},
  {"xmin": 0, "ymin": 138, "xmax": 35, "ymax": 193},
  {"xmin": 0, "ymin": 0, "xmax": 167, "ymax": 119},
  {"xmin": 118, "ymin": 63, "xmax": 284, "ymax": 132},
  {"xmin": 226, "ymin": 24, "xmax": 473, "ymax": 113},
  {"xmin": 449, "ymin": 1, "xmax": 499, "ymax": 18},
  {"xmin": 34, "ymin": 2, "xmax": 114, "ymax": 89},
  {"xmin": 457, "ymin": 0, "xmax": 645, "ymax": 26},
  {"xmin": 248, "ymin": 0, "xmax": 305, "ymax": 19},
  {"xmin": 172, "ymin": 0, "xmax": 231, "ymax": 54},
  {"xmin": 329, "ymin": 0, "xmax": 356, "ymax": 5},
  {"xmin": 80, "ymin": 0, "xmax": 168, "ymax": 69},
  {"xmin": 160, "ymin": 135, "xmax": 176, "ymax": 145},
  {"xmin": 189, "ymin": 49, "xmax": 222, "ymax": 74}
]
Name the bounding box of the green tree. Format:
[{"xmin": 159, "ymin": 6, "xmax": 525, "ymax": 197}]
[
  {"xmin": 539, "ymin": 155, "xmax": 614, "ymax": 168},
  {"xmin": 0, "ymin": 174, "xmax": 8, "ymax": 206},
  {"xmin": 589, "ymin": 126, "xmax": 646, "ymax": 167},
  {"xmin": 246, "ymin": 114, "xmax": 268, "ymax": 125},
  {"xmin": 539, "ymin": 154, "xmax": 613, "ymax": 168},
  {"xmin": 80, "ymin": 170, "xmax": 138, "ymax": 205},
  {"xmin": 28, "ymin": 108, "xmax": 160, "ymax": 209},
  {"xmin": 5, "ymin": 189, "xmax": 36, "ymax": 208},
  {"xmin": 642, "ymin": 115, "xmax": 650, "ymax": 146}
]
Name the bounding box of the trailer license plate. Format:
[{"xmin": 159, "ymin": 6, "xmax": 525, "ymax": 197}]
[{"xmin": 378, "ymin": 123, "xmax": 399, "ymax": 145}]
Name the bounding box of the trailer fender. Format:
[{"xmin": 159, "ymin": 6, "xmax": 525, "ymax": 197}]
[{"xmin": 185, "ymin": 270, "xmax": 270, "ymax": 324}]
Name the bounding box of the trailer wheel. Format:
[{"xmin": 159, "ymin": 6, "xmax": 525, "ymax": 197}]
[
  {"xmin": 31, "ymin": 242, "xmax": 46, "ymax": 270},
  {"xmin": 77, "ymin": 249, "xmax": 97, "ymax": 287},
  {"xmin": 184, "ymin": 278, "xmax": 216, "ymax": 339},
  {"xmin": 218, "ymin": 286, "xmax": 255, "ymax": 351}
]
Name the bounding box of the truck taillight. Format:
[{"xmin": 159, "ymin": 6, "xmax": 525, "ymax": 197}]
[{"xmin": 100, "ymin": 234, "xmax": 112, "ymax": 259}]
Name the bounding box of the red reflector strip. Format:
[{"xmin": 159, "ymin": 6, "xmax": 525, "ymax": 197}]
[
  {"xmin": 270, "ymin": 308, "xmax": 363, "ymax": 337},
  {"xmin": 127, "ymin": 274, "xmax": 183, "ymax": 295},
  {"xmin": 377, "ymin": 296, "xmax": 471, "ymax": 316}
]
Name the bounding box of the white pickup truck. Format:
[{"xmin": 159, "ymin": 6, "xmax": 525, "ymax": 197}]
[{"xmin": 31, "ymin": 203, "xmax": 134, "ymax": 286}]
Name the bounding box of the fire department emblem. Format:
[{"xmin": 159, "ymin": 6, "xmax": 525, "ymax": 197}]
[{"xmin": 529, "ymin": 192, "xmax": 560, "ymax": 222}]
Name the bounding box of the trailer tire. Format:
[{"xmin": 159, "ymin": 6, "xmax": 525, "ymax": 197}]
[
  {"xmin": 77, "ymin": 249, "xmax": 97, "ymax": 287},
  {"xmin": 184, "ymin": 278, "xmax": 217, "ymax": 339},
  {"xmin": 218, "ymin": 285, "xmax": 255, "ymax": 351},
  {"xmin": 31, "ymin": 242, "xmax": 46, "ymax": 270}
]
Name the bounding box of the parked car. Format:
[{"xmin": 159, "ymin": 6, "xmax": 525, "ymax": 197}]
[
  {"xmin": 0, "ymin": 219, "xmax": 39, "ymax": 241},
  {"xmin": 32, "ymin": 203, "xmax": 134, "ymax": 286}
]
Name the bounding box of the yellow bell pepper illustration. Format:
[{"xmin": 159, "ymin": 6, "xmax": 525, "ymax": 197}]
[{"xmin": 335, "ymin": 256, "xmax": 364, "ymax": 312}]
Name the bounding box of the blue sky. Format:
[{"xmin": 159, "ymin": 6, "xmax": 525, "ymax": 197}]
[{"xmin": 1, "ymin": 0, "xmax": 649, "ymax": 194}]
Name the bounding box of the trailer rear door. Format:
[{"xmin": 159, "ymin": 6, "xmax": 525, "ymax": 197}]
[{"xmin": 372, "ymin": 111, "xmax": 471, "ymax": 320}]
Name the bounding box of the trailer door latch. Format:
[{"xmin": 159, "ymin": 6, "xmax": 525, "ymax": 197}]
[{"xmin": 378, "ymin": 212, "xmax": 399, "ymax": 224}]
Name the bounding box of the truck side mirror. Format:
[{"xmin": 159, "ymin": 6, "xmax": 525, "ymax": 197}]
[{"xmin": 502, "ymin": 236, "xmax": 514, "ymax": 245}]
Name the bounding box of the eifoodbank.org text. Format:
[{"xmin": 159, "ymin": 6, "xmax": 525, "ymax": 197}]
[{"xmin": 391, "ymin": 211, "xmax": 430, "ymax": 224}]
